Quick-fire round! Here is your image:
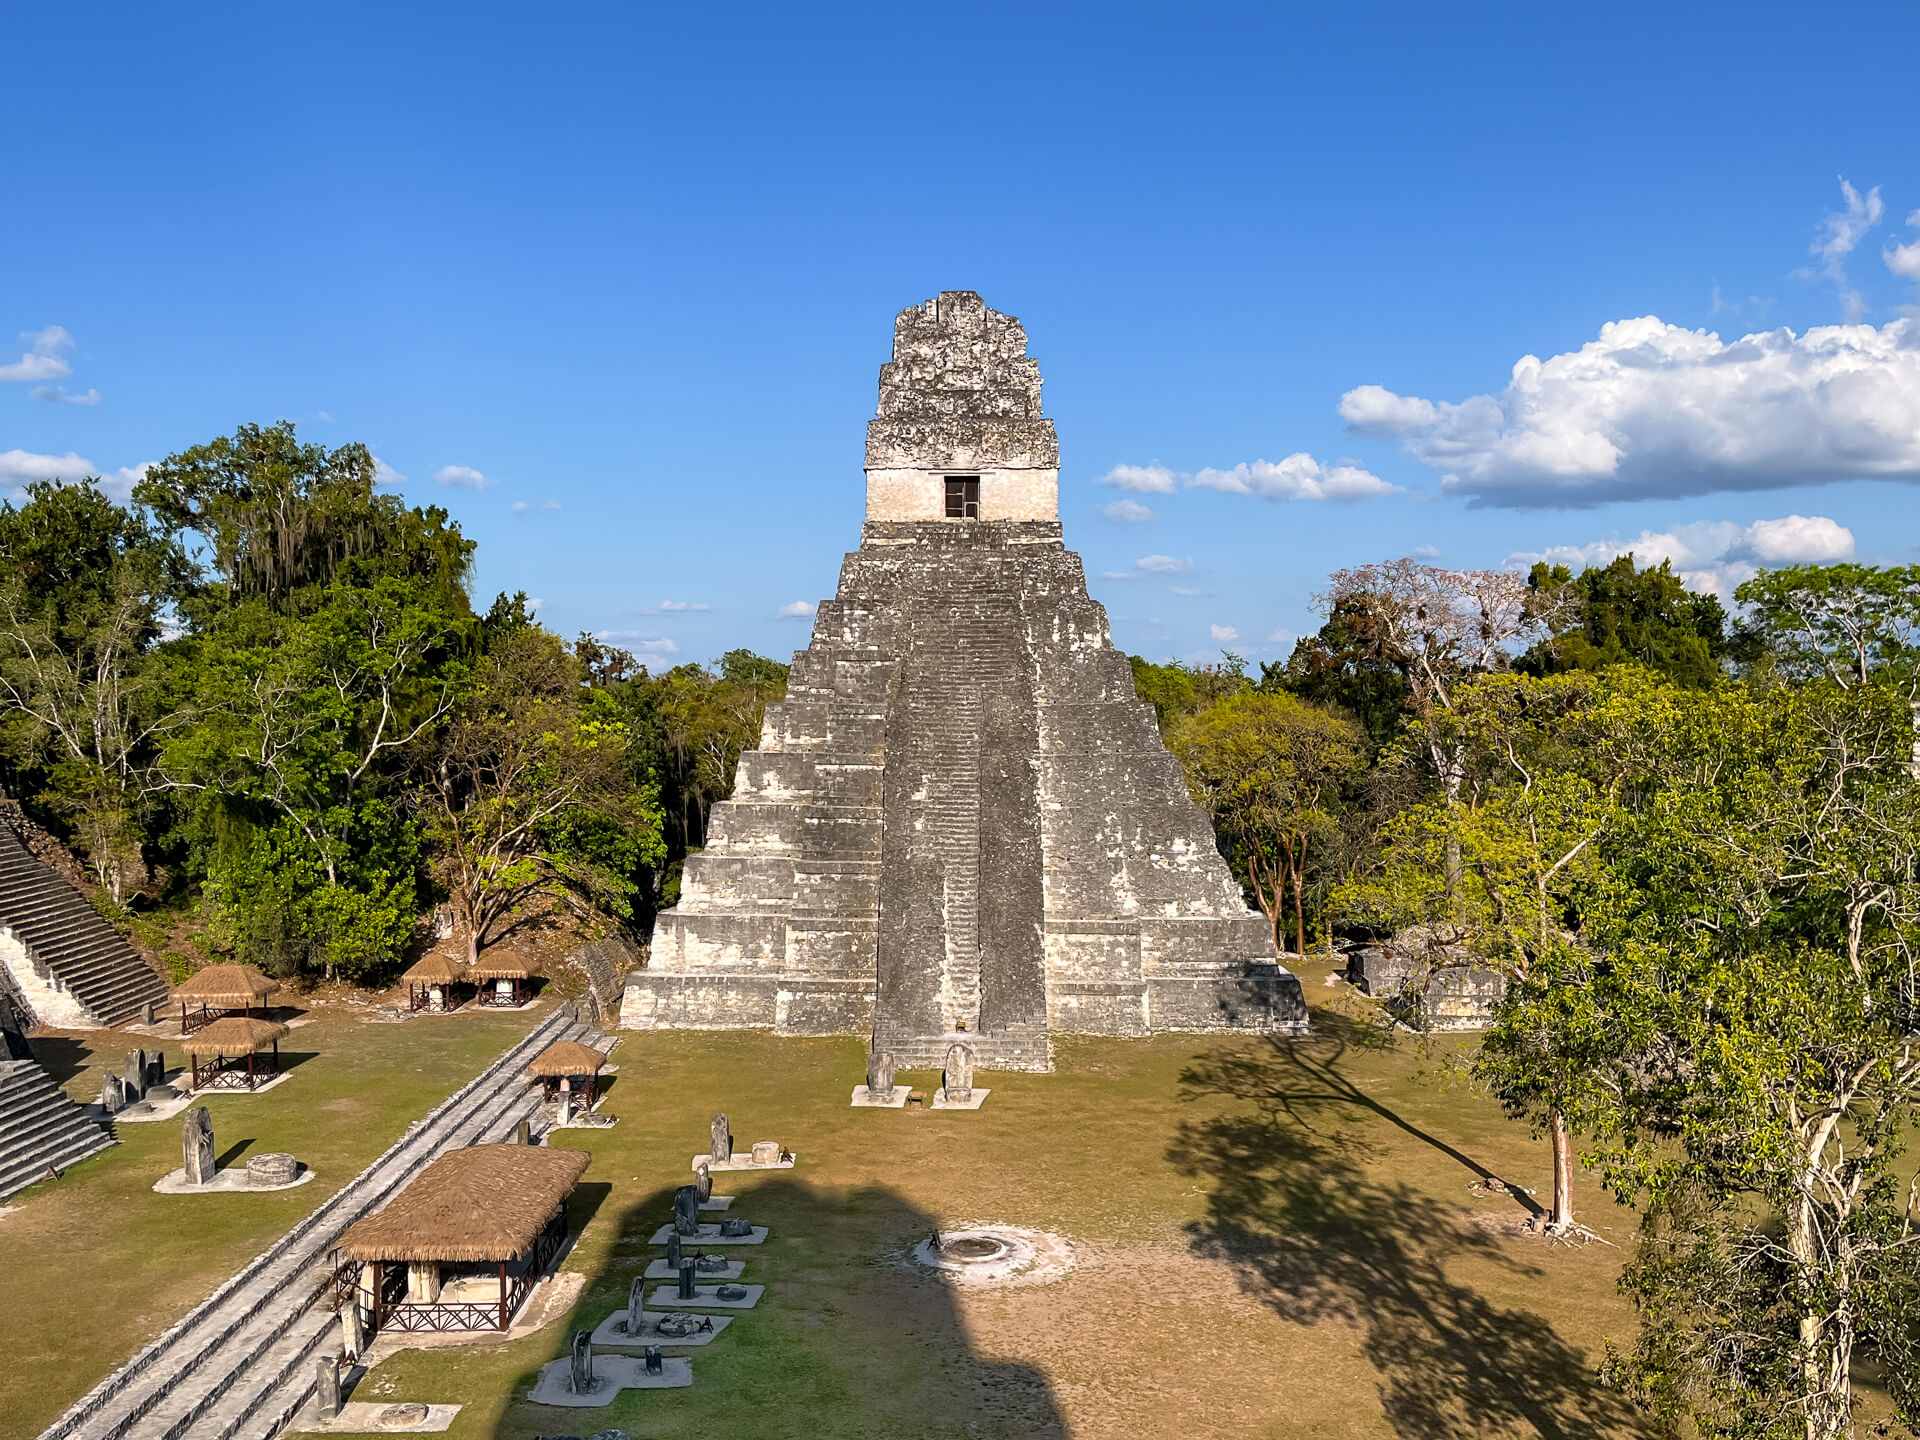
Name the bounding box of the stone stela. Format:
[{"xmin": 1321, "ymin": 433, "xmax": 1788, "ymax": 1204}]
[{"xmin": 624, "ymin": 292, "xmax": 1310, "ymax": 1072}]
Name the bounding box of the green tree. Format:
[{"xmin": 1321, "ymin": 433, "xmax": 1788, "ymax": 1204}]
[
  {"xmin": 1128, "ymin": 654, "xmax": 1252, "ymax": 732},
  {"xmin": 0, "ymin": 479, "xmax": 188, "ymax": 897},
  {"xmin": 1517, "ymin": 554, "xmax": 1728, "ymax": 686},
  {"xmin": 421, "ymin": 622, "xmax": 664, "ymax": 961},
  {"xmin": 1272, "ymin": 592, "xmax": 1415, "ymax": 751},
  {"xmin": 1562, "ymin": 678, "xmax": 1920, "ymax": 1439},
  {"xmin": 1168, "ymin": 691, "xmax": 1363, "ymax": 957},
  {"xmin": 1337, "ymin": 668, "xmax": 1656, "ymax": 1234},
  {"xmin": 135, "ymin": 420, "xmax": 472, "ymax": 613}
]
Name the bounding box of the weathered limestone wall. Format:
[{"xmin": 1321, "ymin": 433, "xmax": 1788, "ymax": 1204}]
[{"xmin": 865, "ymin": 467, "xmax": 1059, "ymax": 523}]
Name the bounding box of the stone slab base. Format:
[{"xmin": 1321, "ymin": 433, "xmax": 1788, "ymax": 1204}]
[
  {"xmin": 691, "ymin": 1152, "xmax": 795, "ymax": 1172},
  {"xmin": 526, "ymin": 1354, "xmax": 691, "ymax": 1406},
  {"xmin": 295, "ymin": 1401, "xmax": 460, "ymax": 1433},
  {"xmin": 850, "ymin": 1084, "xmax": 913, "ymax": 1108},
  {"xmin": 648, "ymin": 1223, "xmax": 768, "ymax": 1246},
  {"xmin": 645, "ymin": 1256, "xmax": 745, "ymax": 1280},
  {"xmin": 931, "ymin": 1088, "xmax": 991, "ymax": 1110},
  {"xmin": 591, "ymin": 1310, "xmax": 734, "ymax": 1349},
  {"xmin": 153, "ymin": 1165, "xmax": 315, "ymax": 1195},
  {"xmin": 646, "ymin": 1283, "xmax": 764, "ymax": 1309},
  {"xmin": 700, "ymin": 1195, "xmax": 735, "ymax": 1211},
  {"xmin": 186, "ymin": 1070, "xmax": 296, "ymax": 1099}
]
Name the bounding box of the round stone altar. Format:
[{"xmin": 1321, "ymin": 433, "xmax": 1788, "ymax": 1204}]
[{"xmin": 909, "ymin": 1225, "xmax": 1075, "ymax": 1287}]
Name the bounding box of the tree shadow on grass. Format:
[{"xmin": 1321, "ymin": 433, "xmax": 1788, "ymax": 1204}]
[
  {"xmin": 491, "ymin": 1176, "xmax": 1066, "ymax": 1440},
  {"xmin": 1169, "ymin": 1032, "xmax": 1645, "ymax": 1440}
]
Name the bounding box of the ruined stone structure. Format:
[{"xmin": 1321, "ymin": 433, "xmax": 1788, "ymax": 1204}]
[{"xmin": 622, "ymin": 292, "xmax": 1308, "ymax": 1069}]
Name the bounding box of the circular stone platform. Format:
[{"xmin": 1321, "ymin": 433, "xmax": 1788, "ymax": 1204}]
[{"xmin": 909, "ymin": 1225, "xmax": 1076, "ymax": 1287}]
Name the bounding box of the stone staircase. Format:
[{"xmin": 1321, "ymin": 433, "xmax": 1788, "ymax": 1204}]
[
  {"xmin": 0, "ymin": 1057, "xmax": 115, "ymax": 1203},
  {"xmin": 40, "ymin": 1005, "xmax": 606, "ymax": 1440},
  {"xmin": 874, "ymin": 579, "xmax": 1053, "ymax": 1072},
  {"xmin": 0, "ymin": 828, "xmax": 167, "ymax": 1028}
]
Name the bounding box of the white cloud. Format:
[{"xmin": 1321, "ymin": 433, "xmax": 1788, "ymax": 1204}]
[
  {"xmin": 315, "ymin": 409, "xmax": 338, "ymax": 424},
  {"xmin": 0, "ymin": 325, "xmax": 75, "ymax": 383},
  {"xmin": 1188, "ymin": 453, "xmax": 1398, "ymax": 501},
  {"xmin": 1100, "ymin": 463, "xmax": 1176, "ymax": 494},
  {"xmin": 1135, "ymin": 554, "xmax": 1192, "ymax": 575},
  {"xmin": 1209, "ymin": 624, "xmax": 1240, "ymax": 643},
  {"xmin": 1342, "ymin": 315, "xmax": 1920, "ymax": 507},
  {"xmin": 1410, "ymin": 543, "xmax": 1441, "ymax": 559},
  {"xmin": 1265, "ymin": 627, "xmax": 1292, "ymax": 645},
  {"xmin": 32, "ymin": 385, "xmax": 101, "ymax": 406},
  {"xmin": 541, "ymin": 499, "xmax": 561, "ymax": 511},
  {"xmin": 372, "ymin": 455, "xmax": 406, "ymax": 489},
  {"xmin": 1098, "ymin": 570, "xmax": 1139, "ymax": 583},
  {"xmin": 511, "ymin": 500, "xmax": 529, "ymax": 513},
  {"xmin": 1101, "ymin": 498, "xmax": 1154, "ymax": 523},
  {"xmin": 653, "ymin": 600, "xmax": 711, "ymax": 613},
  {"xmin": 0, "ymin": 448, "xmax": 94, "ymax": 486},
  {"xmin": 1887, "ymin": 210, "xmax": 1920, "ymax": 283},
  {"xmin": 102, "ymin": 462, "xmax": 152, "ymax": 503},
  {"xmin": 595, "ymin": 630, "xmax": 679, "ymax": 658},
  {"xmin": 1811, "ymin": 177, "xmax": 1884, "ymax": 320},
  {"xmin": 527, "ymin": 597, "xmax": 545, "ymax": 613},
  {"xmin": 1509, "ymin": 513, "xmax": 1856, "ymax": 597},
  {"xmin": 1168, "ymin": 585, "xmax": 1211, "ymax": 598},
  {"xmin": 778, "ymin": 600, "xmax": 816, "ymax": 620},
  {"xmin": 433, "ymin": 464, "xmax": 488, "ymax": 490}
]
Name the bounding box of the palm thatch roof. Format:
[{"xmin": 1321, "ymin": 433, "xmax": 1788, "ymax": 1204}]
[
  {"xmin": 180, "ymin": 1016, "xmax": 290, "ymax": 1058},
  {"xmin": 402, "ymin": 953, "xmax": 469, "ymax": 985},
  {"xmin": 334, "ymin": 1144, "xmax": 590, "ymax": 1262},
  {"xmin": 468, "ymin": 954, "xmax": 542, "ymax": 981},
  {"xmin": 173, "ymin": 964, "xmax": 277, "ymax": 1006},
  {"xmin": 527, "ymin": 1040, "xmax": 605, "ymax": 1078}
]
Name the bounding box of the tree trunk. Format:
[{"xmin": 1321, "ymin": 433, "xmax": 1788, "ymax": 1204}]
[
  {"xmin": 1788, "ymin": 1169, "xmax": 1850, "ymax": 1440},
  {"xmin": 1549, "ymin": 1109, "xmax": 1575, "ymax": 1231},
  {"xmin": 1290, "ymin": 865, "xmax": 1307, "ymax": 961}
]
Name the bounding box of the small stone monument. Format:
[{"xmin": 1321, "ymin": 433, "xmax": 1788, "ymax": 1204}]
[
  {"xmin": 709, "ymin": 1112, "xmax": 731, "ymax": 1163},
  {"xmin": 693, "ymin": 1160, "xmax": 713, "ymax": 1205},
  {"xmin": 718, "ymin": 1217, "xmax": 752, "ymax": 1238},
  {"xmin": 514, "ymin": 1116, "xmax": 532, "ymax": 1145},
  {"xmin": 717, "ymin": 1283, "xmax": 749, "ymax": 1301},
  {"xmin": 182, "ymin": 1105, "xmax": 216, "ymax": 1185},
  {"xmin": 315, "ymin": 1352, "xmax": 342, "ymax": 1421},
  {"xmin": 147, "ymin": 1050, "xmax": 166, "ymax": 1090},
  {"xmin": 677, "ymin": 1261, "xmax": 697, "ymax": 1300},
  {"xmin": 749, "ymin": 1139, "xmax": 780, "ymax": 1166},
  {"xmin": 568, "ymin": 1329, "xmax": 595, "ymax": 1394},
  {"xmin": 867, "ymin": 1050, "xmax": 897, "ymax": 1101},
  {"xmin": 644, "ymin": 1346, "xmax": 665, "ymax": 1377},
  {"xmin": 339, "ymin": 1301, "xmax": 365, "ymax": 1362},
  {"xmin": 125, "ymin": 1048, "xmax": 148, "ymax": 1103},
  {"xmin": 672, "ymin": 1185, "xmax": 700, "ymax": 1236},
  {"xmin": 556, "ymin": 1092, "xmax": 575, "ymax": 1127},
  {"xmin": 626, "ymin": 1275, "xmax": 646, "ymax": 1335},
  {"xmin": 665, "ymin": 1229, "xmax": 683, "ymax": 1268},
  {"xmin": 943, "ymin": 1042, "xmax": 975, "ymax": 1103},
  {"xmin": 101, "ymin": 1072, "xmax": 126, "ymax": 1116}
]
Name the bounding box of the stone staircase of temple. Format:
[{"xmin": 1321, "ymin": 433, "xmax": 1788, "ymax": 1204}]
[
  {"xmin": 0, "ymin": 827, "xmax": 168, "ymax": 1028},
  {"xmin": 40, "ymin": 1005, "xmax": 607, "ymax": 1440},
  {"xmin": 873, "ymin": 578, "xmax": 1054, "ymax": 1073},
  {"xmin": 0, "ymin": 1057, "xmax": 115, "ymax": 1203}
]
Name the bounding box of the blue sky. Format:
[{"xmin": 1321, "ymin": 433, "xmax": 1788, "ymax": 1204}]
[{"xmin": 6, "ymin": 3, "xmax": 1920, "ymax": 668}]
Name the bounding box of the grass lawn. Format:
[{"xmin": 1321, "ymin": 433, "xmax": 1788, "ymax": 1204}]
[
  {"xmin": 355, "ymin": 960, "xmax": 1653, "ymax": 1440},
  {"xmin": 0, "ymin": 999, "xmax": 549, "ymax": 1440}
]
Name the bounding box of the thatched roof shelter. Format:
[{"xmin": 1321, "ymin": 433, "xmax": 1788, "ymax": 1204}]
[
  {"xmin": 527, "ymin": 1040, "xmax": 605, "ymax": 1078},
  {"xmin": 468, "ymin": 954, "xmax": 542, "ymax": 981},
  {"xmin": 180, "ymin": 1016, "xmax": 290, "ymax": 1058},
  {"xmin": 335, "ymin": 1144, "xmax": 590, "ymax": 1263},
  {"xmin": 173, "ymin": 964, "xmax": 277, "ymax": 1007},
  {"xmin": 402, "ymin": 953, "xmax": 469, "ymax": 985}
]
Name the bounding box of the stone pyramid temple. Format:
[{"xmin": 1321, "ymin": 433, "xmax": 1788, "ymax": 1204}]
[{"xmin": 621, "ymin": 292, "xmax": 1308, "ymax": 1070}]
